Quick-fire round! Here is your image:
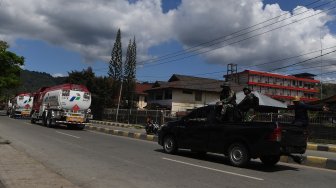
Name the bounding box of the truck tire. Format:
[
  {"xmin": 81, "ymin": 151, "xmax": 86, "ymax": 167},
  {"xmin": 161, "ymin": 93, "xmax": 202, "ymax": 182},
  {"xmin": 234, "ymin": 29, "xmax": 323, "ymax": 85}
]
[
  {"xmin": 77, "ymin": 124, "xmax": 85, "ymax": 130},
  {"xmin": 46, "ymin": 112, "xmax": 55, "ymax": 128},
  {"xmin": 31, "ymin": 118, "xmax": 36, "ymax": 124},
  {"xmin": 42, "ymin": 112, "xmax": 47, "ymax": 126},
  {"xmin": 46, "ymin": 117, "xmax": 53, "ymax": 128},
  {"xmin": 228, "ymin": 143, "xmax": 250, "ymax": 167},
  {"xmin": 260, "ymin": 155, "xmax": 280, "ymax": 166},
  {"xmin": 163, "ymin": 135, "xmax": 177, "ymax": 154}
]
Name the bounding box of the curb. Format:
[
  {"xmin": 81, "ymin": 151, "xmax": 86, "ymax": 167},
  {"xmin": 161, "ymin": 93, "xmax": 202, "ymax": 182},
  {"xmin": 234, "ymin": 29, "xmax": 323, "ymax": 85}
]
[
  {"xmin": 85, "ymin": 124, "xmax": 336, "ymax": 170},
  {"xmin": 280, "ymin": 156, "xmax": 336, "ymax": 170},
  {"xmin": 90, "ymin": 120, "xmax": 144, "ymax": 129},
  {"xmin": 85, "ymin": 125, "xmax": 157, "ymax": 142},
  {"xmin": 307, "ymin": 143, "xmax": 336, "ymax": 153}
]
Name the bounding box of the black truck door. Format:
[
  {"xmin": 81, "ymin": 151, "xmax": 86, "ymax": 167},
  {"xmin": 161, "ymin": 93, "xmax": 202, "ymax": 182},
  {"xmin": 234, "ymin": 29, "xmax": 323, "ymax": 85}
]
[{"xmin": 177, "ymin": 107, "xmax": 208, "ymax": 151}]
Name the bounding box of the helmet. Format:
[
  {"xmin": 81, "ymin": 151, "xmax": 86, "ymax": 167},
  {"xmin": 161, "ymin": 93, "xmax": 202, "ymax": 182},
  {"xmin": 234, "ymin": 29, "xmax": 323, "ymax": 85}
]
[
  {"xmin": 221, "ymin": 82, "xmax": 230, "ymax": 88},
  {"xmin": 243, "ymin": 87, "xmax": 251, "ymax": 92},
  {"xmin": 293, "ymin": 96, "xmax": 301, "ymax": 102}
]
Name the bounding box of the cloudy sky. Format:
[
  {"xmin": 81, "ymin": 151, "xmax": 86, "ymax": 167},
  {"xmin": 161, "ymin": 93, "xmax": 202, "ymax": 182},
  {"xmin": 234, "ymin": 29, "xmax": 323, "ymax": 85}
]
[{"xmin": 1, "ymin": 0, "xmax": 336, "ymax": 82}]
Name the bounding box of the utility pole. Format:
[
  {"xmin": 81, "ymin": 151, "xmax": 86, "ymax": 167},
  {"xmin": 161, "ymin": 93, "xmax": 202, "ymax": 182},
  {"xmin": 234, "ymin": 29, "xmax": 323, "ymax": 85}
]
[
  {"xmin": 320, "ymin": 28, "xmax": 323, "ymax": 100},
  {"xmin": 116, "ymin": 80, "xmax": 123, "ymax": 122}
]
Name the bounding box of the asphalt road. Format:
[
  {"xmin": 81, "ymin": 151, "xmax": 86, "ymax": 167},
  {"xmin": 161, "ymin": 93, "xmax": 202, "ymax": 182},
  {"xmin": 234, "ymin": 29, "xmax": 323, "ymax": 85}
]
[{"xmin": 0, "ymin": 116, "xmax": 336, "ymax": 188}]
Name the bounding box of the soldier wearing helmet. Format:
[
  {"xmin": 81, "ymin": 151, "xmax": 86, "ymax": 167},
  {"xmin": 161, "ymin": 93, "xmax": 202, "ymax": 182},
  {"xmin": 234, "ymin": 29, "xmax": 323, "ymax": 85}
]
[
  {"xmin": 217, "ymin": 82, "xmax": 236, "ymax": 121},
  {"xmin": 237, "ymin": 87, "xmax": 259, "ymax": 122}
]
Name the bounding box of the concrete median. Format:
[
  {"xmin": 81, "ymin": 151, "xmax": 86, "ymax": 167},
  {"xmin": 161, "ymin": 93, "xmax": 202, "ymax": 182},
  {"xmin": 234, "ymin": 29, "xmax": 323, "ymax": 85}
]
[{"xmin": 307, "ymin": 143, "xmax": 336, "ymax": 153}]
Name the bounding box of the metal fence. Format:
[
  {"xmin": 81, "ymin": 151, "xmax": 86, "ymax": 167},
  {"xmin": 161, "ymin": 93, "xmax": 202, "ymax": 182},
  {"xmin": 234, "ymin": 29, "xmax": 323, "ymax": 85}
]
[
  {"xmin": 103, "ymin": 108, "xmax": 174, "ymax": 126},
  {"xmin": 102, "ymin": 109, "xmax": 336, "ymax": 141}
]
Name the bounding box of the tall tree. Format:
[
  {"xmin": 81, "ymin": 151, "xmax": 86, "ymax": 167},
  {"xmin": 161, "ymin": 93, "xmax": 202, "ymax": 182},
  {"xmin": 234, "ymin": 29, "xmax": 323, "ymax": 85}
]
[
  {"xmin": 108, "ymin": 29, "xmax": 123, "ymax": 81},
  {"xmin": 123, "ymin": 37, "xmax": 137, "ymax": 108},
  {"xmin": 0, "ymin": 41, "xmax": 24, "ymax": 99}
]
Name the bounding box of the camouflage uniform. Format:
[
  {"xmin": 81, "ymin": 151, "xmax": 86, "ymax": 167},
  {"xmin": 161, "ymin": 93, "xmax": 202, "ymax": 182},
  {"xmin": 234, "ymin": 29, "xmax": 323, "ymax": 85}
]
[
  {"xmin": 218, "ymin": 86, "xmax": 236, "ymax": 119},
  {"xmin": 237, "ymin": 89, "xmax": 259, "ymax": 122}
]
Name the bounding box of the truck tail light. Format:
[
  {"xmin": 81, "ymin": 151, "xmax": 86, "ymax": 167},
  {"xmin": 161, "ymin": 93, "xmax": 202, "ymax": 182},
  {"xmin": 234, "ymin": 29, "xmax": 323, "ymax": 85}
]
[{"xmin": 268, "ymin": 126, "xmax": 282, "ymax": 142}]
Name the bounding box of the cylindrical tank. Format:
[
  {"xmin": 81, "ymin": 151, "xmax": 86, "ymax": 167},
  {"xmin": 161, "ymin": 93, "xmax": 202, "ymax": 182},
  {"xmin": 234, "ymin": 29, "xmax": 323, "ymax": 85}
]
[
  {"xmin": 13, "ymin": 93, "xmax": 33, "ymax": 110},
  {"xmin": 43, "ymin": 88, "xmax": 91, "ymax": 111}
]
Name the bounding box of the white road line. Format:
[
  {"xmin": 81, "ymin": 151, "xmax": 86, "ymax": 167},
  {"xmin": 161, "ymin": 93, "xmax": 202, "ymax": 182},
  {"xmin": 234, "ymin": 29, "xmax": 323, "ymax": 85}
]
[
  {"xmin": 56, "ymin": 131, "xmax": 80, "ymax": 139},
  {"xmin": 162, "ymin": 157, "xmax": 264, "ymax": 181}
]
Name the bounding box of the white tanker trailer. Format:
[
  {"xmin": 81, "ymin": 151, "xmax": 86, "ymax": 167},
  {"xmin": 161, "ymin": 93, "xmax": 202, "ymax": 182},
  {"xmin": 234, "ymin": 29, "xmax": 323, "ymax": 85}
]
[
  {"xmin": 9, "ymin": 93, "xmax": 33, "ymax": 118},
  {"xmin": 30, "ymin": 84, "xmax": 93, "ymax": 129}
]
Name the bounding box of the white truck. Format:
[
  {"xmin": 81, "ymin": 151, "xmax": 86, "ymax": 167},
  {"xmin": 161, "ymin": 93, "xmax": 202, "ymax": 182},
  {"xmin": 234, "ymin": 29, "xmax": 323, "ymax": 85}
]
[
  {"xmin": 30, "ymin": 84, "xmax": 93, "ymax": 129},
  {"xmin": 8, "ymin": 93, "xmax": 33, "ymax": 118}
]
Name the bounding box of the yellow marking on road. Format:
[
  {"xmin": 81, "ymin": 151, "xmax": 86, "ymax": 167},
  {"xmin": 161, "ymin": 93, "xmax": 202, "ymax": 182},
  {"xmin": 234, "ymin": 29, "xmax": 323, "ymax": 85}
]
[
  {"xmin": 162, "ymin": 157, "xmax": 264, "ymax": 181},
  {"xmin": 329, "ymin": 146, "xmax": 336, "ymax": 152},
  {"xmin": 146, "ymin": 135, "xmax": 154, "ymax": 141},
  {"xmin": 306, "ymin": 156, "xmax": 327, "ymax": 168},
  {"xmin": 122, "ymin": 131, "xmax": 129, "ymax": 137},
  {"xmin": 134, "ymin": 133, "xmax": 141, "ymax": 139},
  {"xmin": 280, "ymin": 156, "xmax": 289, "ymax": 163},
  {"xmin": 307, "ymin": 144, "xmax": 318, "ymax": 150}
]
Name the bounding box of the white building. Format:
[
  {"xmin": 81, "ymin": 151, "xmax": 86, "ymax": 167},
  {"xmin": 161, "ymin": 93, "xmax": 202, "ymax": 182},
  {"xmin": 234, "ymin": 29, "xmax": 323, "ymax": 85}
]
[{"xmin": 146, "ymin": 74, "xmax": 222, "ymax": 114}]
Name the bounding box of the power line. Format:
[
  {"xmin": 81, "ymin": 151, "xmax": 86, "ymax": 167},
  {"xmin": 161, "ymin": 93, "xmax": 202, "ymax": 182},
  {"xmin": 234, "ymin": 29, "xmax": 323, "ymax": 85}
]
[
  {"xmin": 270, "ymin": 49, "xmax": 336, "ymax": 72},
  {"xmin": 137, "ymin": 0, "xmax": 327, "ymax": 66},
  {"xmin": 239, "ymin": 46, "xmax": 336, "ymax": 70},
  {"xmin": 140, "ymin": 4, "xmax": 336, "ymax": 69}
]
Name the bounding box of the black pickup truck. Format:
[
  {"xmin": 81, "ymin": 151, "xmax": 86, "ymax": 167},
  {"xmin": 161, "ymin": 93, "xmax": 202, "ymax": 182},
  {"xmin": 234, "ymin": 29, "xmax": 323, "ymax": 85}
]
[{"xmin": 158, "ymin": 105, "xmax": 307, "ymax": 167}]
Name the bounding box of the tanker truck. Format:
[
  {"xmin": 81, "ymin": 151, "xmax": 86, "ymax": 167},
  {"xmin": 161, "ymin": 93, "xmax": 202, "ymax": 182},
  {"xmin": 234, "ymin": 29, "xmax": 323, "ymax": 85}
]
[
  {"xmin": 30, "ymin": 84, "xmax": 93, "ymax": 129},
  {"xmin": 9, "ymin": 93, "xmax": 33, "ymax": 118}
]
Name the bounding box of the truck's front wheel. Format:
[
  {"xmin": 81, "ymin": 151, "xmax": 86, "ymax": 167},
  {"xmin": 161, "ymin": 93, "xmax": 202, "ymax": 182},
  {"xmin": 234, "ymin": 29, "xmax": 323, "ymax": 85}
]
[
  {"xmin": 228, "ymin": 143, "xmax": 250, "ymax": 167},
  {"xmin": 42, "ymin": 112, "xmax": 47, "ymax": 126},
  {"xmin": 260, "ymin": 155, "xmax": 280, "ymax": 166}
]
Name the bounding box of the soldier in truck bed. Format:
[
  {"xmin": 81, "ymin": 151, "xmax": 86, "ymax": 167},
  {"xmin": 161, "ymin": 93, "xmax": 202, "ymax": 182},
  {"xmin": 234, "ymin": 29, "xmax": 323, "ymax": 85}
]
[
  {"xmin": 237, "ymin": 87, "xmax": 259, "ymax": 122},
  {"xmin": 216, "ymin": 82, "xmax": 236, "ymax": 121}
]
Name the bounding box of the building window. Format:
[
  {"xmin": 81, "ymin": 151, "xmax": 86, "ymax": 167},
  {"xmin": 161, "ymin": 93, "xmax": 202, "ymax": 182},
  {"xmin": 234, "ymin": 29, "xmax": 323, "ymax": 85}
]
[
  {"xmin": 182, "ymin": 89, "xmax": 193, "ymax": 94},
  {"xmin": 195, "ymin": 91, "xmax": 202, "ymax": 101},
  {"xmin": 164, "ymin": 90, "xmax": 172, "ymax": 99},
  {"xmin": 292, "ymin": 80, "xmax": 296, "ymax": 86},
  {"xmin": 148, "ymin": 93, "xmax": 154, "ymax": 100},
  {"xmin": 155, "ymin": 92, "xmax": 163, "ymax": 100}
]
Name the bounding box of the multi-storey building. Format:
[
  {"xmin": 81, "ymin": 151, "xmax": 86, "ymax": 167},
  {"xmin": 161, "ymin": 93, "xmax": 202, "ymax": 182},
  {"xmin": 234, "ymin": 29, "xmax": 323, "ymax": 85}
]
[{"xmin": 227, "ymin": 70, "xmax": 320, "ymax": 104}]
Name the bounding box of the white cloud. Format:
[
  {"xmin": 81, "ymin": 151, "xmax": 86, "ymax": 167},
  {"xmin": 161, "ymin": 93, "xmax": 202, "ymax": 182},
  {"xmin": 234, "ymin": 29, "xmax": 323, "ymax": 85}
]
[
  {"xmin": 172, "ymin": 0, "xmax": 336, "ymax": 71},
  {"xmin": 1, "ymin": 0, "xmax": 336, "ymax": 77}
]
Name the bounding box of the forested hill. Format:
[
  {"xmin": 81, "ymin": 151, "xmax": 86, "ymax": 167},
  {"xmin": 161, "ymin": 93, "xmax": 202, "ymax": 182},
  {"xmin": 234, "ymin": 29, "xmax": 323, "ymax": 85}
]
[{"xmin": 18, "ymin": 70, "xmax": 66, "ymax": 93}]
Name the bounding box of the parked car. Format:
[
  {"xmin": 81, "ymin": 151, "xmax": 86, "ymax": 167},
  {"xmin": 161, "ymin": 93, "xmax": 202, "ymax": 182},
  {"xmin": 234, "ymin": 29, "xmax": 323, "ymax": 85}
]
[{"xmin": 158, "ymin": 105, "xmax": 307, "ymax": 167}]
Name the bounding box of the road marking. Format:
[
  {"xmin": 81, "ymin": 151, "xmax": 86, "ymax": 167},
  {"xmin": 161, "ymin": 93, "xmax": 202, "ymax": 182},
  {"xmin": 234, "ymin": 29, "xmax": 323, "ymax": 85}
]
[
  {"xmin": 162, "ymin": 157, "xmax": 264, "ymax": 181},
  {"xmin": 56, "ymin": 131, "xmax": 80, "ymax": 139}
]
